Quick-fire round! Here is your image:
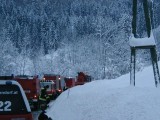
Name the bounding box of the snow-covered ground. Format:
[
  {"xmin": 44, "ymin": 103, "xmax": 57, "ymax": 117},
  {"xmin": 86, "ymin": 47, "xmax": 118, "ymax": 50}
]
[{"xmin": 46, "ymin": 63, "xmax": 160, "ymax": 120}]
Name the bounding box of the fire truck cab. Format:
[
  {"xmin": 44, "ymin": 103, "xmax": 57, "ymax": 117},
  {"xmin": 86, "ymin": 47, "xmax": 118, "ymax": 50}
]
[
  {"xmin": 43, "ymin": 74, "xmax": 65, "ymax": 95},
  {"xmin": 40, "ymin": 80, "xmax": 56, "ymax": 100},
  {"xmin": 0, "ymin": 80, "xmax": 33, "ymax": 120},
  {"xmin": 14, "ymin": 75, "xmax": 40, "ymax": 110},
  {"xmin": 76, "ymin": 72, "xmax": 92, "ymax": 85}
]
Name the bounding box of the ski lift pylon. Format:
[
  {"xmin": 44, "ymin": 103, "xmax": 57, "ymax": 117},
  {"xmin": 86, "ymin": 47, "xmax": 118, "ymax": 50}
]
[{"xmin": 130, "ymin": 0, "xmax": 160, "ymax": 87}]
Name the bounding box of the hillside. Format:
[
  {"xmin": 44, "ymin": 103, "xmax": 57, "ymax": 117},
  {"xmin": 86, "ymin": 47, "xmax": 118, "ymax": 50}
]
[{"xmin": 0, "ymin": 0, "xmax": 160, "ymax": 79}]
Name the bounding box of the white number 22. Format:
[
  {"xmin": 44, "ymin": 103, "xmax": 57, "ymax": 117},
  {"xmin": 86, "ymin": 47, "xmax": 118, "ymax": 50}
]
[{"xmin": 0, "ymin": 101, "xmax": 11, "ymax": 111}]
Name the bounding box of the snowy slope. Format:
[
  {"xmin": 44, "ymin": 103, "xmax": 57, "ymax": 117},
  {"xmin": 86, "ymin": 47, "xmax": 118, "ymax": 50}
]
[{"xmin": 46, "ymin": 63, "xmax": 160, "ymax": 120}]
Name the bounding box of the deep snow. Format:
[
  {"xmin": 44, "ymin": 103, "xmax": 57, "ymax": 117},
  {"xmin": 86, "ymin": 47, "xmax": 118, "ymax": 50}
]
[{"xmin": 46, "ymin": 63, "xmax": 160, "ymax": 120}]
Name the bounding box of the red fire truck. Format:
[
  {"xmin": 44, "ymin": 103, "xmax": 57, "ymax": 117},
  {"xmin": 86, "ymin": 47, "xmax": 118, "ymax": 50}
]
[
  {"xmin": 14, "ymin": 75, "xmax": 40, "ymax": 110},
  {"xmin": 76, "ymin": 72, "xmax": 92, "ymax": 85},
  {"xmin": 40, "ymin": 80, "xmax": 56, "ymax": 100},
  {"xmin": 43, "ymin": 74, "xmax": 65, "ymax": 95},
  {"xmin": 64, "ymin": 77, "xmax": 75, "ymax": 89},
  {"xmin": 76, "ymin": 72, "xmax": 86, "ymax": 85},
  {"xmin": 63, "ymin": 72, "xmax": 92, "ymax": 90}
]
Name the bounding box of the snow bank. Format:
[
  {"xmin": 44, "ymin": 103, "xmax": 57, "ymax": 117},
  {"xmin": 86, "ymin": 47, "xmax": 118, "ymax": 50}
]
[{"xmin": 46, "ymin": 63, "xmax": 160, "ymax": 120}]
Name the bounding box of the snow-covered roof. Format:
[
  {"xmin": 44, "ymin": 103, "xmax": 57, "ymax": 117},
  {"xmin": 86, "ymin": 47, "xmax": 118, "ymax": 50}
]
[{"xmin": 129, "ymin": 32, "xmax": 156, "ymax": 47}]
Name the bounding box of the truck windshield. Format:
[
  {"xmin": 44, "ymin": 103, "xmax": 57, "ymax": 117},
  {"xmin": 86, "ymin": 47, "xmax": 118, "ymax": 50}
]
[
  {"xmin": 40, "ymin": 82, "xmax": 56, "ymax": 91},
  {"xmin": 0, "ymin": 84, "xmax": 28, "ymax": 115}
]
